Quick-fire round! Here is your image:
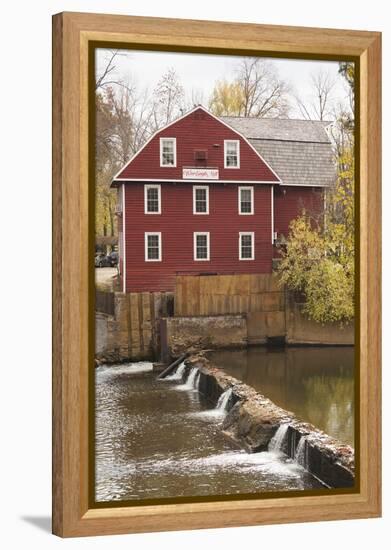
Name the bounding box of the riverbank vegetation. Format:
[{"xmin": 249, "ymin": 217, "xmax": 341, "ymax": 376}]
[{"xmin": 277, "ymin": 63, "xmax": 355, "ymax": 323}]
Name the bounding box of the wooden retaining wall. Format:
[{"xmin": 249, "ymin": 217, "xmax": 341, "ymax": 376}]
[{"xmin": 174, "ymin": 274, "xmax": 284, "ymax": 317}]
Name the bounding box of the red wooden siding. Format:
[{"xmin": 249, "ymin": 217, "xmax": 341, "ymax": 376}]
[
  {"xmin": 123, "ymin": 183, "xmax": 273, "ymax": 292},
  {"xmin": 116, "ymin": 108, "xmax": 279, "ymax": 183},
  {"xmin": 274, "ymin": 186, "xmax": 324, "ymax": 238}
]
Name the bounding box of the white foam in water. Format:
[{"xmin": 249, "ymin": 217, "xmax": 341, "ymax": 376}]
[
  {"xmin": 186, "ymin": 409, "xmax": 224, "ymax": 421},
  {"xmin": 268, "ymin": 423, "xmax": 290, "ymax": 453},
  {"xmin": 216, "ymin": 388, "xmax": 233, "ymax": 412},
  {"xmin": 164, "ymin": 361, "xmax": 186, "ymax": 381},
  {"xmin": 95, "ymin": 362, "xmax": 153, "ymax": 379},
  {"xmin": 139, "ymin": 450, "xmax": 304, "ymax": 479},
  {"xmin": 187, "ymin": 387, "xmax": 233, "ymax": 421}
]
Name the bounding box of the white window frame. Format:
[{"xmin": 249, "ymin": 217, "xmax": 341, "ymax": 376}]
[
  {"xmin": 193, "ymin": 232, "xmax": 210, "ymax": 261},
  {"xmin": 160, "ymin": 137, "xmax": 177, "ymax": 167},
  {"xmin": 238, "ymin": 186, "xmax": 254, "ymax": 215},
  {"xmin": 144, "ymin": 184, "xmax": 161, "ymax": 214},
  {"xmin": 145, "ymin": 232, "xmax": 162, "ymax": 262},
  {"xmin": 224, "ymin": 139, "xmax": 240, "ymax": 169},
  {"xmin": 239, "ymin": 232, "xmax": 255, "ymax": 261},
  {"xmin": 193, "ymin": 185, "xmax": 209, "ymax": 215}
]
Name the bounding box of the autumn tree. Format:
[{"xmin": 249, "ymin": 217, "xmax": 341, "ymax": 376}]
[
  {"xmin": 208, "ymin": 80, "xmax": 245, "ymax": 116},
  {"xmin": 209, "ymin": 58, "xmax": 290, "ymax": 118},
  {"xmin": 277, "ymin": 64, "xmax": 355, "ymax": 324},
  {"xmin": 277, "ymin": 175, "xmax": 354, "ymax": 324}
]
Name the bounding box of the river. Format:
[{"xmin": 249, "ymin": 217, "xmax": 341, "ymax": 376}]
[
  {"xmin": 95, "ymin": 362, "xmax": 323, "ymax": 503},
  {"xmin": 209, "ymin": 346, "xmax": 355, "ymax": 446}
]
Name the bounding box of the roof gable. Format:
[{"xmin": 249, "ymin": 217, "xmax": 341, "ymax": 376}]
[{"xmin": 112, "ymin": 106, "xmax": 281, "ymax": 184}]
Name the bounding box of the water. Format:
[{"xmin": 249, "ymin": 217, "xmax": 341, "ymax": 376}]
[
  {"xmin": 175, "ymin": 366, "xmax": 200, "ymax": 391},
  {"xmin": 209, "ymin": 346, "xmax": 354, "ymax": 446},
  {"xmin": 216, "ymin": 388, "xmax": 233, "ymax": 412},
  {"xmin": 268, "ymin": 423, "xmax": 289, "ymax": 454},
  {"xmin": 95, "ymin": 362, "xmax": 323, "ymax": 503},
  {"xmin": 295, "ymin": 437, "xmax": 308, "ymax": 468},
  {"xmin": 164, "ymin": 361, "xmax": 187, "ymax": 381}
]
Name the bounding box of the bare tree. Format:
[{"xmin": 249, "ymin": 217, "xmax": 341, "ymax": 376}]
[
  {"xmin": 186, "ymin": 87, "xmax": 206, "ymax": 109},
  {"xmin": 152, "ymin": 68, "xmax": 185, "ymax": 128},
  {"xmin": 209, "ymin": 58, "xmax": 291, "ymax": 118},
  {"xmin": 236, "ymin": 58, "xmax": 291, "ymax": 118},
  {"xmin": 95, "ymin": 50, "xmax": 135, "ymax": 94},
  {"xmin": 295, "ymin": 69, "xmax": 336, "ymax": 121}
]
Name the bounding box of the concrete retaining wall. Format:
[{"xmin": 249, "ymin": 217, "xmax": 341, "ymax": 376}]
[
  {"xmin": 286, "ymin": 299, "xmax": 354, "ymax": 345},
  {"xmin": 95, "ymin": 291, "xmax": 173, "ymax": 364},
  {"xmin": 162, "ymin": 315, "xmax": 247, "ymax": 359}
]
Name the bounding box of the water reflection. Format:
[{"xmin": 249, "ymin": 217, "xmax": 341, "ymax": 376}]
[{"xmin": 209, "ymin": 347, "xmax": 355, "ymax": 446}]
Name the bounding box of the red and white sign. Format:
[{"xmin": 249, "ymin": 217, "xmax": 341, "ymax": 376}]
[{"xmin": 182, "ymin": 168, "xmax": 219, "ymax": 180}]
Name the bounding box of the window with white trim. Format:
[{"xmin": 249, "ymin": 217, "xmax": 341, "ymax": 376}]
[
  {"xmin": 239, "ymin": 232, "xmax": 254, "ymax": 260},
  {"xmin": 239, "ymin": 186, "xmax": 254, "ymax": 215},
  {"xmin": 193, "ymin": 186, "xmax": 209, "ymax": 214},
  {"xmin": 224, "ymin": 140, "xmax": 240, "ymax": 168},
  {"xmin": 160, "ymin": 137, "xmax": 176, "ymax": 167},
  {"xmin": 144, "ymin": 184, "xmax": 161, "ymax": 214},
  {"xmin": 145, "ymin": 232, "xmax": 162, "ymax": 261},
  {"xmin": 194, "ymin": 232, "xmax": 210, "ymax": 261}
]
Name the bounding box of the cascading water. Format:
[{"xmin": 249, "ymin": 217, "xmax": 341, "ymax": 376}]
[
  {"xmin": 194, "ymin": 370, "xmax": 201, "ymax": 390},
  {"xmin": 184, "ymin": 367, "xmax": 199, "ymax": 390},
  {"xmin": 165, "ymin": 361, "xmax": 186, "ymax": 381},
  {"xmin": 294, "ymin": 436, "xmax": 308, "ymax": 468},
  {"xmin": 268, "ymin": 423, "xmax": 289, "ymax": 453},
  {"xmin": 216, "ymin": 388, "xmax": 233, "ymax": 412}
]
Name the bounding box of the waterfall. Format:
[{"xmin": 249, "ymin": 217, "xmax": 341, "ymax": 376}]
[
  {"xmin": 194, "ymin": 370, "xmax": 201, "ymax": 391},
  {"xmin": 290, "ymin": 432, "xmax": 296, "ymax": 459},
  {"xmin": 294, "ymin": 436, "xmax": 308, "ymax": 468},
  {"xmin": 165, "ymin": 361, "xmax": 186, "ymax": 381},
  {"xmin": 216, "ymin": 388, "xmax": 233, "ymax": 412},
  {"xmin": 185, "ymin": 367, "xmax": 199, "ymax": 390},
  {"xmin": 268, "ymin": 424, "xmax": 289, "ymax": 453}
]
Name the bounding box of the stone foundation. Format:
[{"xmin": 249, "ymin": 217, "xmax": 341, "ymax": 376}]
[{"xmin": 162, "ymin": 315, "xmax": 248, "ymax": 358}]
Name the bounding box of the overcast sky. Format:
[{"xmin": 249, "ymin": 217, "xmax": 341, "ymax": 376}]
[{"xmin": 96, "ymin": 48, "xmax": 351, "ymax": 119}]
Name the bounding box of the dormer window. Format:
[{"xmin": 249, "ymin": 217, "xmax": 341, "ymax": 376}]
[
  {"xmin": 160, "ymin": 137, "xmax": 176, "ymax": 167},
  {"xmin": 224, "ymin": 140, "xmax": 240, "ymax": 168}
]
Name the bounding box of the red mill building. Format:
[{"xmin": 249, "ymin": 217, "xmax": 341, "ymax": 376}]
[{"xmin": 111, "ymin": 106, "xmax": 334, "ymax": 293}]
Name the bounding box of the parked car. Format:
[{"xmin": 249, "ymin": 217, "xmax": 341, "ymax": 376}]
[
  {"xmin": 107, "ymin": 251, "xmax": 119, "ymax": 267},
  {"xmin": 95, "ymin": 253, "xmax": 110, "ymax": 268}
]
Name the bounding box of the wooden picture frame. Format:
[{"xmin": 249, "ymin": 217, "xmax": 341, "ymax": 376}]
[{"xmin": 52, "ymin": 11, "xmax": 381, "ymax": 537}]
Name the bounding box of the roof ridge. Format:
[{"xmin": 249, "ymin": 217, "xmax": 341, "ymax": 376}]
[
  {"xmin": 248, "ymin": 137, "xmax": 331, "ymax": 144},
  {"xmin": 220, "ymin": 115, "xmax": 333, "ymax": 124}
]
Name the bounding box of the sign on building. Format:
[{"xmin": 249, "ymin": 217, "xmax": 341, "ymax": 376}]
[{"xmin": 182, "ymin": 168, "xmax": 219, "ymax": 180}]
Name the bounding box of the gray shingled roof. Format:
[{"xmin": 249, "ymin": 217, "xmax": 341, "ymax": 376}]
[{"xmin": 221, "ymin": 116, "xmax": 335, "ymax": 187}]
